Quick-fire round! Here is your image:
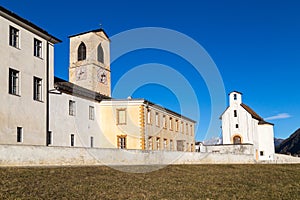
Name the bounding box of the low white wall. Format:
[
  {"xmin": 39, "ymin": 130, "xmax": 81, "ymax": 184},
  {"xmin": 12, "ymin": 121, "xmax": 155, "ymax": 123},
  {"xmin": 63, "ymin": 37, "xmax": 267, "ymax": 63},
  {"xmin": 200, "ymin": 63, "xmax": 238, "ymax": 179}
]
[
  {"xmin": 0, "ymin": 145, "xmax": 256, "ymax": 167},
  {"xmin": 204, "ymin": 144, "xmax": 254, "ymax": 155}
]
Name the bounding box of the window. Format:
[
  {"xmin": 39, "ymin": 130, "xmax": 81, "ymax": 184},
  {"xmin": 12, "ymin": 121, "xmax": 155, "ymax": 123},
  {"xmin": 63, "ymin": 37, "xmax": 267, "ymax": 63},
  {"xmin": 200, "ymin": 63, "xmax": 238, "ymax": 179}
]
[
  {"xmin": 260, "ymin": 151, "xmax": 264, "ymax": 156},
  {"xmin": 147, "ymin": 109, "xmax": 151, "ymax": 124},
  {"xmin": 234, "ymin": 110, "xmax": 237, "ymax": 117},
  {"xmin": 233, "ymin": 136, "xmax": 241, "ymax": 144},
  {"xmin": 69, "ymin": 100, "xmax": 76, "ymax": 116},
  {"xmin": 47, "ymin": 131, "xmax": 52, "ymax": 146},
  {"xmin": 156, "ymin": 137, "xmax": 160, "ymax": 150},
  {"xmin": 9, "ymin": 26, "xmax": 19, "ymax": 48},
  {"xmin": 163, "ymin": 115, "xmax": 167, "ymax": 129},
  {"xmin": 186, "ymin": 143, "xmax": 189, "ymax": 152},
  {"xmin": 90, "ymin": 137, "xmax": 94, "ymax": 148},
  {"xmin": 186, "ymin": 123, "xmax": 189, "ymax": 135},
  {"xmin": 236, "ymin": 124, "xmax": 239, "ymax": 128},
  {"xmin": 89, "ymin": 106, "xmax": 94, "ymax": 120},
  {"xmin": 34, "ymin": 38, "xmax": 42, "ymax": 58},
  {"xmin": 9, "ymin": 68, "xmax": 19, "ymax": 95},
  {"xmin": 155, "ymin": 112, "xmax": 159, "ymax": 127},
  {"xmin": 163, "ymin": 139, "xmax": 167, "ymax": 150},
  {"xmin": 170, "ymin": 140, "xmax": 173, "ymax": 151},
  {"xmin": 97, "ymin": 44, "xmax": 104, "ymax": 63},
  {"xmin": 177, "ymin": 140, "xmax": 184, "ymax": 151},
  {"xmin": 175, "ymin": 120, "xmax": 179, "ymax": 132},
  {"xmin": 70, "ymin": 134, "xmax": 75, "ymax": 146},
  {"xmin": 148, "ymin": 136, "xmax": 153, "ymax": 150},
  {"xmin": 17, "ymin": 127, "xmax": 22, "ymax": 143},
  {"xmin": 169, "ymin": 117, "xmax": 173, "ymax": 130},
  {"xmin": 117, "ymin": 109, "xmax": 126, "ymax": 125},
  {"xmin": 190, "ymin": 125, "xmax": 193, "ymax": 136},
  {"xmin": 181, "ymin": 122, "xmax": 184, "ymax": 133},
  {"xmin": 78, "ymin": 42, "xmax": 86, "ymax": 61},
  {"xmin": 234, "ymin": 94, "xmax": 237, "ymax": 100},
  {"xmin": 117, "ymin": 135, "xmax": 126, "ymax": 149},
  {"xmin": 33, "ymin": 77, "xmax": 42, "ymax": 101}
]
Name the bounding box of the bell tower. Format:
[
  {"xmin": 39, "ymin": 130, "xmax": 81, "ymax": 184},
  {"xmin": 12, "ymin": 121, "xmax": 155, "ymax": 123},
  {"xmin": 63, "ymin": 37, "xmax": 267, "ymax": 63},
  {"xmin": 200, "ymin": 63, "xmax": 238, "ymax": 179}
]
[{"xmin": 68, "ymin": 29, "xmax": 111, "ymax": 97}]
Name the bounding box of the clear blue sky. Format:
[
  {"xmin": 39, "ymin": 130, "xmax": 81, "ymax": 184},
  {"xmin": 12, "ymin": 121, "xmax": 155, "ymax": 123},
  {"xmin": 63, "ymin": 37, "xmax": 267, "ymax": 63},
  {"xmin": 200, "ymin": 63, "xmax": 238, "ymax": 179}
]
[{"xmin": 2, "ymin": 0, "xmax": 300, "ymax": 141}]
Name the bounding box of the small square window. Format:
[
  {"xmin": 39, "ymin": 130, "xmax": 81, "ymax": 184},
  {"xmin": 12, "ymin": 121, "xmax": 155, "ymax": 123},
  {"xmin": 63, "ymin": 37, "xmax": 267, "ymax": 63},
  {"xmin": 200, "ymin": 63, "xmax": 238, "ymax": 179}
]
[
  {"xmin": 234, "ymin": 110, "xmax": 237, "ymax": 117},
  {"xmin": 34, "ymin": 38, "xmax": 42, "ymax": 58},
  {"xmin": 236, "ymin": 124, "xmax": 239, "ymax": 128},
  {"xmin": 90, "ymin": 136, "xmax": 94, "ymax": 148},
  {"xmin": 17, "ymin": 127, "xmax": 22, "ymax": 143},
  {"xmin": 234, "ymin": 94, "xmax": 237, "ymax": 100},
  {"xmin": 70, "ymin": 134, "xmax": 75, "ymax": 147},
  {"xmin": 47, "ymin": 131, "xmax": 52, "ymax": 146},
  {"xmin": 260, "ymin": 151, "xmax": 264, "ymax": 156}
]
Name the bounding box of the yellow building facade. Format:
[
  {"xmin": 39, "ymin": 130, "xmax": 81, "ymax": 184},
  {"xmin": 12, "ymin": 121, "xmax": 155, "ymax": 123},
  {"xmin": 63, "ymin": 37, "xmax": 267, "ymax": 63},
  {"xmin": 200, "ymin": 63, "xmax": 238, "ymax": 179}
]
[{"xmin": 99, "ymin": 99, "xmax": 195, "ymax": 151}]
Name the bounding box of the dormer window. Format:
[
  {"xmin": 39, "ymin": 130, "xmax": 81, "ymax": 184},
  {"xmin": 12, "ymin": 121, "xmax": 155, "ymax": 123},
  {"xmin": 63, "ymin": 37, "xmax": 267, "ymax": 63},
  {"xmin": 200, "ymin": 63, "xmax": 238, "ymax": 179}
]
[{"xmin": 77, "ymin": 42, "xmax": 86, "ymax": 61}]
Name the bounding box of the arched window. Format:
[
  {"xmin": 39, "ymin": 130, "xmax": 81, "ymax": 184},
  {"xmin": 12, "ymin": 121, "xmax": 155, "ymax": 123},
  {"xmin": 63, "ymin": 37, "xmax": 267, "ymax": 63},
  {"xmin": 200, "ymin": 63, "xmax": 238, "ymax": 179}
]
[
  {"xmin": 233, "ymin": 135, "xmax": 242, "ymax": 144},
  {"xmin": 97, "ymin": 44, "xmax": 104, "ymax": 63},
  {"xmin": 78, "ymin": 42, "xmax": 86, "ymax": 61}
]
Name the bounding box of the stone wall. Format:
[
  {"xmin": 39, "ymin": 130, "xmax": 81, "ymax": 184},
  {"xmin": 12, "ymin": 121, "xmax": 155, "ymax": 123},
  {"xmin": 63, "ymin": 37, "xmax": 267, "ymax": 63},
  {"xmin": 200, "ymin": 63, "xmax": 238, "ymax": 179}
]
[
  {"xmin": 0, "ymin": 145, "xmax": 255, "ymax": 168},
  {"xmin": 0, "ymin": 145, "xmax": 297, "ymax": 169}
]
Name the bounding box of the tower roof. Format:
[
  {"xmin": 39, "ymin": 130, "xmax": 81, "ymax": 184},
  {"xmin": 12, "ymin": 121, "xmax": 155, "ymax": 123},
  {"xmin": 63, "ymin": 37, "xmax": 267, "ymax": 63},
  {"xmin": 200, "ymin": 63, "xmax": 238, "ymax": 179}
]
[
  {"xmin": 68, "ymin": 28, "xmax": 110, "ymax": 40},
  {"xmin": 229, "ymin": 91, "xmax": 243, "ymax": 95}
]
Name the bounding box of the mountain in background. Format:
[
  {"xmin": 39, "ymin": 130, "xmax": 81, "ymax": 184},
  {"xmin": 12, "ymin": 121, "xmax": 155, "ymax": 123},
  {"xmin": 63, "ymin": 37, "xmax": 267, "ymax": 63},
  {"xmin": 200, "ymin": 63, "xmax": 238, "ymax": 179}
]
[
  {"xmin": 274, "ymin": 138, "xmax": 284, "ymax": 147},
  {"xmin": 276, "ymin": 128, "xmax": 300, "ymax": 155}
]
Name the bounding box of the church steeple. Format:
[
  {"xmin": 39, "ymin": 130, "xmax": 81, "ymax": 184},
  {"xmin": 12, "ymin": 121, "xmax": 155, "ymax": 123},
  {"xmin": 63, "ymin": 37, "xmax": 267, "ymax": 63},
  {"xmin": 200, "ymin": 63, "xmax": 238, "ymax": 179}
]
[
  {"xmin": 229, "ymin": 91, "xmax": 242, "ymax": 106},
  {"xmin": 68, "ymin": 29, "xmax": 111, "ymax": 97}
]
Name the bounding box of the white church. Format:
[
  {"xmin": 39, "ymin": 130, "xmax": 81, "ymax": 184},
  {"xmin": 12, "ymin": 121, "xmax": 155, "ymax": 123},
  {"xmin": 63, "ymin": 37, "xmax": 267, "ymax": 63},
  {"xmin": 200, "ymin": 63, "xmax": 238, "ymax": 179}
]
[{"xmin": 220, "ymin": 91, "xmax": 275, "ymax": 160}]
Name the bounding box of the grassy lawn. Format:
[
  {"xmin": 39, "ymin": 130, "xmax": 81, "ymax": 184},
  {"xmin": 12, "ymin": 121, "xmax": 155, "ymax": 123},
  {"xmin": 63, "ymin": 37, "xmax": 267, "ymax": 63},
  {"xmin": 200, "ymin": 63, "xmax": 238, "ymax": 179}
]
[{"xmin": 0, "ymin": 164, "xmax": 299, "ymax": 199}]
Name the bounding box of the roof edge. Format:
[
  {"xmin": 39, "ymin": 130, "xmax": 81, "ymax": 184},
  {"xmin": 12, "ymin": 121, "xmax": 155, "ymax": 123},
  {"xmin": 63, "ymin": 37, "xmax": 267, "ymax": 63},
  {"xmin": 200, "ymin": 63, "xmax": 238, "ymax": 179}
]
[{"xmin": 0, "ymin": 6, "xmax": 61, "ymax": 43}]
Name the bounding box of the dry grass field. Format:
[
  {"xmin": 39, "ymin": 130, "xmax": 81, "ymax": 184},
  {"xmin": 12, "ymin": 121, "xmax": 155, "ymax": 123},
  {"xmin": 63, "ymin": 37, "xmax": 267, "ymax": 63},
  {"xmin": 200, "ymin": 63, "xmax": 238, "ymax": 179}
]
[{"xmin": 0, "ymin": 164, "xmax": 299, "ymax": 199}]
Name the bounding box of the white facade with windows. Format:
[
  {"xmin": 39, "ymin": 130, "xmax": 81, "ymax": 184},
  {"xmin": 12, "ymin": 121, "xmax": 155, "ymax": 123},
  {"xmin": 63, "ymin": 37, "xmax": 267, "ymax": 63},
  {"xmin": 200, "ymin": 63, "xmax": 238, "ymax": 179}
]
[
  {"xmin": 220, "ymin": 91, "xmax": 275, "ymax": 160},
  {"xmin": 0, "ymin": 6, "xmax": 60, "ymax": 145}
]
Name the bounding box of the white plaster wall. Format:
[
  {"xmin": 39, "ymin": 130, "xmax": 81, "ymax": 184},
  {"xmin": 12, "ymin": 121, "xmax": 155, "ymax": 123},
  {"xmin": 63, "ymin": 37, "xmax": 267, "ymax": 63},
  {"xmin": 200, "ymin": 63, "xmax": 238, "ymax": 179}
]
[
  {"xmin": 49, "ymin": 92, "xmax": 110, "ymax": 148},
  {"xmin": 257, "ymin": 124, "xmax": 275, "ymax": 160},
  {"xmin": 222, "ymin": 106, "xmax": 254, "ymax": 144},
  {"xmin": 0, "ymin": 15, "xmax": 55, "ymax": 145},
  {"xmin": 0, "ymin": 145, "xmax": 257, "ymax": 167}
]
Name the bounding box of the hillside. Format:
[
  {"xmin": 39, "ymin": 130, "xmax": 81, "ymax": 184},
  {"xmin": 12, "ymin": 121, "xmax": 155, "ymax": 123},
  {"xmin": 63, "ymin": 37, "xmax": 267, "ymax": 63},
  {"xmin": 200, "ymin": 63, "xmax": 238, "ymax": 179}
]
[
  {"xmin": 276, "ymin": 128, "xmax": 300, "ymax": 155},
  {"xmin": 274, "ymin": 138, "xmax": 284, "ymax": 147}
]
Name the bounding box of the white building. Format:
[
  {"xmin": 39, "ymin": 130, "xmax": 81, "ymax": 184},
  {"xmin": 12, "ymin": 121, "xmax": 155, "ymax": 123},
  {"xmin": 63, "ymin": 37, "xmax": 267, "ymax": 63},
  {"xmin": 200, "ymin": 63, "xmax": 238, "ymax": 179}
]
[
  {"xmin": 220, "ymin": 91, "xmax": 275, "ymax": 160},
  {"xmin": 0, "ymin": 6, "xmax": 61, "ymax": 145}
]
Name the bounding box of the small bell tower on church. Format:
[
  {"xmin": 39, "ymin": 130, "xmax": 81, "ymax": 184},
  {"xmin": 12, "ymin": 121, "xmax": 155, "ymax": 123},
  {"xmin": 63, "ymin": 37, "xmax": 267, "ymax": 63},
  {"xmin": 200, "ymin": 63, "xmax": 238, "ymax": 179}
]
[{"xmin": 68, "ymin": 29, "xmax": 111, "ymax": 97}]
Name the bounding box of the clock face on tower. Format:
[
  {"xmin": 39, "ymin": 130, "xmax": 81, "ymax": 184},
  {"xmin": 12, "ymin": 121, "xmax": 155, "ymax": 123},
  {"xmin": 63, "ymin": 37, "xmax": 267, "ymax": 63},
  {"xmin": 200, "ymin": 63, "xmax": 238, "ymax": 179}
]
[
  {"xmin": 97, "ymin": 68, "xmax": 107, "ymax": 85},
  {"xmin": 76, "ymin": 66, "xmax": 87, "ymax": 81}
]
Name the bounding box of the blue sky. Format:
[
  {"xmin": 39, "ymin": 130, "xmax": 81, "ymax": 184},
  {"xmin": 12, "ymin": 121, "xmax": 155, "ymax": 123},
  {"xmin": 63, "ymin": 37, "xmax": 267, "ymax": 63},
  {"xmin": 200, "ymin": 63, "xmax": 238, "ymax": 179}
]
[{"xmin": 2, "ymin": 0, "xmax": 300, "ymax": 140}]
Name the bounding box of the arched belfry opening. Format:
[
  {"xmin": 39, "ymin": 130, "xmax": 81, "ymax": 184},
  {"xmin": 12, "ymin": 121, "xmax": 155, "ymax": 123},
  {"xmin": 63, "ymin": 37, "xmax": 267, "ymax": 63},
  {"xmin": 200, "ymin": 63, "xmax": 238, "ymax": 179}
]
[
  {"xmin": 78, "ymin": 42, "xmax": 86, "ymax": 61},
  {"xmin": 97, "ymin": 44, "xmax": 104, "ymax": 63},
  {"xmin": 233, "ymin": 135, "xmax": 242, "ymax": 144}
]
